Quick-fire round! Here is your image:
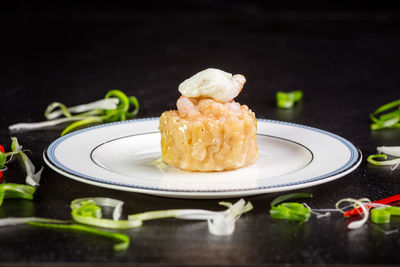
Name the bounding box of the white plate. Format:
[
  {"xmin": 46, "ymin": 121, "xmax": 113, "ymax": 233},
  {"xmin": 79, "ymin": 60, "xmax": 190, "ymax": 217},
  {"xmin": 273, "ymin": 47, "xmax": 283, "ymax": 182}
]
[{"xmin": 44, "ymin": 118, "xmax": 361, "ymax": 199}]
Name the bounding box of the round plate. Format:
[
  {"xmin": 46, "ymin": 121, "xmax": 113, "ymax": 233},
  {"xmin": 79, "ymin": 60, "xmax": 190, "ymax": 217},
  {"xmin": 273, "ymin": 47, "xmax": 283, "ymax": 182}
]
[{"xmin": 44, "ymin": 118, "xmax": 361, "ymax": 199}]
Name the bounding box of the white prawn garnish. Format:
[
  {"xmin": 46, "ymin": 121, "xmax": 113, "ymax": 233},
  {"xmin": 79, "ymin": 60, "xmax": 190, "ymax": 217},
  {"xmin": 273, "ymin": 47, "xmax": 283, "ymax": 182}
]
[{"xmin": 178, "ymin": 68, "xmax": 246, "ymax": 103}]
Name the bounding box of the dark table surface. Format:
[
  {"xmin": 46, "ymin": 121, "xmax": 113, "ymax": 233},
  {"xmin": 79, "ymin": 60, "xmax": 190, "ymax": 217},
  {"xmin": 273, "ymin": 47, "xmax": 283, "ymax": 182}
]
[{"xmin": 1, "ymin": 2, "xmax": 400, "ymax": 266}]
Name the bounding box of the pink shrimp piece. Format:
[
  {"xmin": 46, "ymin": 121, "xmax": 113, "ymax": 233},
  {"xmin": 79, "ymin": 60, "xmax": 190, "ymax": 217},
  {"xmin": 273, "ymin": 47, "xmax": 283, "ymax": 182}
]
[
  {"xmin": 177, "ymin": 96, "xmax": 200, "ymax": 118},
  {"xmin": 198, "ymin": 99, "xmax": 227, "ymax": 118}
]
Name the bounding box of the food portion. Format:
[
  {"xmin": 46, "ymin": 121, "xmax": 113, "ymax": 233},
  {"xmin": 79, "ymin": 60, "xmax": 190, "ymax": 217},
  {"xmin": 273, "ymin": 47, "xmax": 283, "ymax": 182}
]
[
  {"xmin": 178, "ymin": 68, "xmax": 246, "ymax": 102},
  {"xmin": 159, "ymin": 68, "xmax": 258, "ymax": 172}
]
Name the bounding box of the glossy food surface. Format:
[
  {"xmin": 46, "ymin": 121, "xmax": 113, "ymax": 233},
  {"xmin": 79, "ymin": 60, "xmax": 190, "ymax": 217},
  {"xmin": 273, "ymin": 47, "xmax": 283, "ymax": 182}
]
[{"xmin": 160, "ymin": 98, "xmax": 258, "ymax": 171}]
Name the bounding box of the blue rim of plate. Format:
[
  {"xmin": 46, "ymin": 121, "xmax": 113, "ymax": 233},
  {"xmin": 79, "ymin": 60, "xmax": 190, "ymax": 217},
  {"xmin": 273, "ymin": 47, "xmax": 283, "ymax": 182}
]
[{"xmin": 45, "ymin": 117, "xmax": 361, "ymax": 193}]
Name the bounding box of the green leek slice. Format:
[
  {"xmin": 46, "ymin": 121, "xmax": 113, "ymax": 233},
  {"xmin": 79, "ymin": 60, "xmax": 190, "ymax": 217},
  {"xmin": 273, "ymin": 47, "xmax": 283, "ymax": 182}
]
[
  {"xmin": 367, "ymin": 154, "xmax": 400, "ymax": 167},
  {"xmin": 371, "ymin": 206, "xmax": 400, "ymax": 224},
  {"xmin": 0, "ymin": 184, "xmax": 35, "ymax": 206},
  {"xmin": 269, "ymin": 193, "xmax": 312, "ymax": 223},
  {"xmin": 371, "ymin": 208, "xmax": 391, "ymax": 224},
  {"xmin": 8, "ymin": 89, "xmax": 140, "ymax": 136},
  {"xmin": 370, "ymin": 99, "xmax": 400, "ymax": 130},
  {"xmin": 70, "ymin": 198, "xmax": 142, "ymax": 229},
  {"xmin": 276, "ymin": 90, "xmax": 303, "ymax": 108},
  {"xmin": 27, "ymin": 222, "xmax": 130, "ymax": 251}
]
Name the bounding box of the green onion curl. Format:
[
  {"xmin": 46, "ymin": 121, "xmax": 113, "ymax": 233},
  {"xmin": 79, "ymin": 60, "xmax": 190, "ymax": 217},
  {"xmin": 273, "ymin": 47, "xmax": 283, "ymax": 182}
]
[
  {"xmin": 0, "ymin": 183, "xmax": 35, "ymax": 206},
  {"xmin": 367, "ymin": 154, "xmax": 400, "ymax": 167},
  {"xmin": 370, "ymin": 99, "xmax": 400, "ymax": 130},
  {"xmin": 371, "ymin": 208, "xmax": 391, "ymax": 224},
  {"xmin": 70, "ymin": 198, "xmax": 142, "ymax": 229},
  {"xmin": 371, "ymin": 206, "xmax": 400, "ymax": 224},
  {"xmin": 276, "ymin": 90, "xmax": 303, "ymax": 109},
  {"xmin": 269, "ymin": 193, "xmax": 312, "ymax": 223},
  {"xmin": 27, "ymin": 222, "xmax": 130, "ymax": 251},
  {"xmin": 9, "ymin": 89, "xmax": 140, "ymax": 136},
  {"xmin": 128, "ymin": 199, "xmax": 253, "ymax": 236},
  {"xmin": 61, "ymin": 116, "xmax": 104, "ymax": 136}
]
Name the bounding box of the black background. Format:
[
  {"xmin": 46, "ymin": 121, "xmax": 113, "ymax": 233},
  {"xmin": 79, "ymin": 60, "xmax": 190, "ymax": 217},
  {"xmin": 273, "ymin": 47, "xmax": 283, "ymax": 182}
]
[{"xmin": 1, "ymin": 1, "xmax": 400, "ymax": 265}]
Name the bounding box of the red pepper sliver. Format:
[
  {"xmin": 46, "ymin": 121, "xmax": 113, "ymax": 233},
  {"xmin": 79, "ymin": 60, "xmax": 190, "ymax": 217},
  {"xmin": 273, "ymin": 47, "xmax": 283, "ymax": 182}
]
[
  {"xmin": 0, "ymin": 145, "xmax": 4, "ymax": 153},
  {"xmin": 344, "ymin": 194, "xmax": 400, "ymax": 217}
]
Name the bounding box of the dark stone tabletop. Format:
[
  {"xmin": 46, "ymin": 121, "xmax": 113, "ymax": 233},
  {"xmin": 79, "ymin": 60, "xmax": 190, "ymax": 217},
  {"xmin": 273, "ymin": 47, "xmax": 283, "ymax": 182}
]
[{"xmin": 0, "ymin": 2, "xmax": 399, "ymax": 266}]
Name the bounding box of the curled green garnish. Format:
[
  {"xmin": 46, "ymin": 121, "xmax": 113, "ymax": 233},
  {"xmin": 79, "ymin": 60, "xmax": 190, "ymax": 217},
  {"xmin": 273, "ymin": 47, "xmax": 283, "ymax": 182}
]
[
  {"xmin": 370, "ymin": 99, "xmax": 400, "ymax": 130},
  {"xmin": 0, "ymin": 216, "xmax": 129, "ymax": 251},
  {"xmin": 27, "ymin": 222, "xmax": 130, "ymax": 251},
  {"xmin": 0, "ymin": 183, "xmax": 36, "ymax": 206},
  {"xmin": 70, "ymin": 198, "xmax": 142, "ymax": 229},
  {"xmin": 9, "ymin": 89, "xmax": 140, "ymax": 136},
  {"xmin": 0, "ymin": 151, "xmax": 6, "ymax": 170},
  {"xmin": 368, "ymin": 154, "xmax": 398, "ymax": 165},
  {"xmin": 371, "ymin": 206, "xmax": 400, "ymax": 224},
  {"xmin": 44, "ymin": 102, "xmax": 72, "ymax": 119},
  {"xmin": 60, "ymin": 116, "xmax": 104, "ymax": 136},
  {"xmin": 367, "ymin": 154, "xmax": 400, "ymax": 168},
  {"xmin": 61, "ymin": 90, "xmax": 139, "ymax": 136},
  {"xmin": 128, "ymin": 198, "xmax": 253, "ymax": 236},
  {"xmin": 276, "ymin": 90, "xmax": 303, "ymax": 108},
  {"xmin": 371, "ymin": 208, "xmax": 391, "ymax": 224},
  {"xmin": 269, "ymin": 193, "xmax": 312, "ymax": 223}
]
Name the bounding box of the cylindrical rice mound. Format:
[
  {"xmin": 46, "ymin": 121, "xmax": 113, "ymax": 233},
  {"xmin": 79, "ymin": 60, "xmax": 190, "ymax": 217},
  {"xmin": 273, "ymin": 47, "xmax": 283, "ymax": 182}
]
[{"xmin": 159, "ymin": 105, "xmax": 258, "ymax": 172}]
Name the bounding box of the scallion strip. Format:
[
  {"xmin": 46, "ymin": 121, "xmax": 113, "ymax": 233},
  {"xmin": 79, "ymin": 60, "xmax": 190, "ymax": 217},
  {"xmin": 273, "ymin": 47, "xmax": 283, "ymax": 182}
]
[
  {"xmin": 127, "ymin": 96, "xmax": 140, "ymax": 117},
  {"xmin": 371, "ymin": 116, "xmax": 400, "ymax": 130},
  {"xmin": 105, "ymin": 90, "xmax": 130, "ymax": 113},
  {"xmin": 0, "ymin": 217, "xmax": 129, "ymax": 251},
  {"xmin": 370, "ymin": 206, "xmax": 400, "ymax": 225},
  {"xmin": 44, "ymin": 102, "xmax": 72, "ymax": 119},
  {"xmin": 367, "ymin": 154, "xmax": 400, "ymax": 166},
  {"xmin": 389, "ymin": 206, "xmax": 400, "ymax": 216},
  {"xmin": 45, "ymin": 98, "xmax": 118, "ymax": 120},
  {"xmin": 372, "ymin": 99, "xmax": 400, "ymax": 116},
  {"xmin": 270, "ymin": 202, "xmax": 311, "ymax": 222},
  {"xmin": 70, "ymin": 198, "xmax": 142, "ymax": 229},
  {"xmin": 0, "ymin": 183, "xmax": 36, "ymax": 206},
  {"xmin": 9, "ymin": 89, "xmax": 140, "ymax": 136},
  {"xmin": 276, "ymin": 90, "xmax": 303, "ymax": 109},
  {"xmin": 371, "ymin": 208, "xmax": 391, "ymax": 224},
  {"xmin": 61, "ymin": 116, "xmax": 104, "ymax": 136},
  {"xmin": 269, "ymin": 193, "xmax": 312, "ymax": 223},
  {"xmin": 0, "ymin": 217, "xmax": 68, "ymax": 227},
  {"xmin": 128, "ymin": 199, "xmax": 253, "ymax": 222},
  {"xmin": 27, "ymin": 222, "xmax": 130, "ymax": 251},
  {"xmin": 379, "ymin": 109, "xmax": 400, "ymax": 122},
  {"xmin": 128, "ymin": 209, "xmax": 187, "ymax": 221},
  {"xmin": 270, "ymin": 193, "xmax": 312, "ymax": 207},
  {"xmin": 370, "ymin": 99, "xmax": 400, "ymax": 130},
  {"xmin": 8, "ymin": 116, "xmax": 90, "ymax": 132},
  {"xmin": 0, "ymin": 183, "xmax": 35, "ymax": 199},
  {"xmin": 128, "ymin": 199, "xmax": 253, "ymax": 236}
]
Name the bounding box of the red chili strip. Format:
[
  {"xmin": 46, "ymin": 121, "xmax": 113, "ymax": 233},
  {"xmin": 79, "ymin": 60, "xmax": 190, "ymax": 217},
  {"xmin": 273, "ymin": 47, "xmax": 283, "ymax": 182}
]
[{"xmin": 344, "ymin": 194, "xmax": 400, "ymax": 217}]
